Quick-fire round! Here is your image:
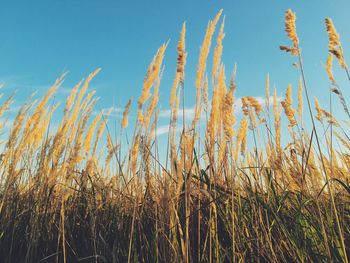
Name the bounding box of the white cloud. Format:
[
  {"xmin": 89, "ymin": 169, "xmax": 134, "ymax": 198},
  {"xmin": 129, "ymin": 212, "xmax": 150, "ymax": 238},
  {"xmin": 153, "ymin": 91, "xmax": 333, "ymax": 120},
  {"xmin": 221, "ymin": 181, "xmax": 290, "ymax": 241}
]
[
  {"xmin": 156, "ymin": 124, "xmax": 182, "ymax": 136},
  {"xmin": 93, "ymin": 106, "xmax": 124, "ymax": 117},
  {"xmin": 156, "ymin": 125, "xmax": 171, "ymax": 136}
]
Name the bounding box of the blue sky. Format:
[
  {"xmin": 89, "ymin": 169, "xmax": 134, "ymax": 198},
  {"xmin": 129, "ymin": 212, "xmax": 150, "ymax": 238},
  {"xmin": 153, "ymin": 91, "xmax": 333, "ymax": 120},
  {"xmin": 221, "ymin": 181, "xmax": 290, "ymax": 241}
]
[{"xmin": 0, "ymin": 1, "xmax": 350, "ymax": 145}]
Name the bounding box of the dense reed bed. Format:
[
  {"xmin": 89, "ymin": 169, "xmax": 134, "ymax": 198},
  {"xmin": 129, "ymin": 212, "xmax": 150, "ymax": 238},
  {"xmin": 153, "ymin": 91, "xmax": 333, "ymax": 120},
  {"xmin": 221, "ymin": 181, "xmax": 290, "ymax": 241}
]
[{"xmin": 0, "ymin": 9, "xmax": 349, "ymax": 262}]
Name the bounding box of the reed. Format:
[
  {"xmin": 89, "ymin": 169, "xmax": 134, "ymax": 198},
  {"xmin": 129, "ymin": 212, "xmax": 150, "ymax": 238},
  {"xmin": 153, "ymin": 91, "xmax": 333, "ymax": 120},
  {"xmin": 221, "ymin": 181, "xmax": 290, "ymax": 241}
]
[{"xmin": 0, "ymin": 8, "xmax": 349, "ymax": 263}]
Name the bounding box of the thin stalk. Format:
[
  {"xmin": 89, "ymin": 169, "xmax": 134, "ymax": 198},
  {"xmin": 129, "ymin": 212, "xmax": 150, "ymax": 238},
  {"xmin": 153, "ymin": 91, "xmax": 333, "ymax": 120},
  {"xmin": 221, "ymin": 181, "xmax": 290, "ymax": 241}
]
[
  {"xmin": 297, "ymin": 50, "xmax": 348, "ymax": 262},
  {"xmin": 345, "ymin": 66, "xmax": 350, "ymax": 82},
  {"xmin": 180, "ymin": 80, "xmax": 189, "ymax": 263},
  {"xmin": 127, "ymin": 196, "xmax": 138, "ymax": 263}
]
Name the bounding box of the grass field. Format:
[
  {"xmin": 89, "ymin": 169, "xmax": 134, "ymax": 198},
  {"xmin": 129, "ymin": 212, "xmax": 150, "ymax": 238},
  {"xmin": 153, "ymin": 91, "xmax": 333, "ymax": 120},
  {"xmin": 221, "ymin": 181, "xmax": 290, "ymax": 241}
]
[{"xmin": 0, "ymin": 9, "xmax": 349, "ymax": 262}]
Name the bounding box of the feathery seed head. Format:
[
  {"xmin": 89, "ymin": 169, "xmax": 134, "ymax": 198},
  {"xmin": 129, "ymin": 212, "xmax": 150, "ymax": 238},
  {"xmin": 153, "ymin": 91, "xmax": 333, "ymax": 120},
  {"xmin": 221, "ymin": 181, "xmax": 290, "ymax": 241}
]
[
  {"xmin": 325, "ymin": 18, "xmax": 347, "ymax": 68},
  {"xmin": 281, "ymin": 84, "xmax": 296, "ymax": 127},
  {"xmin": 139, "ymin": 44, "xmax": 166, "ymax": 107},
  {"xmin": 177, "ymin": 23, "xmax": 187, "ymax": 85},
  {"xmin": 122, "ymin": 99, "xmax": 132, "ymax": 129},
  {"xmin": 285, "ymin": 9, "xmax": 299, "ymax": 48},
  {"xmin": 297, "ymin": 78, "xmax": 303, "ymax": 122},
  {"xmin": 196, "ymin": 9, "xmax": 223, "ymax": 90},
  {"xmin": 212, "ymin": 18, "xmax": 225, "ymax": 83},
  {"xmin": 326, "ymin": 54, "xmax": 335, "ymax": 84}
]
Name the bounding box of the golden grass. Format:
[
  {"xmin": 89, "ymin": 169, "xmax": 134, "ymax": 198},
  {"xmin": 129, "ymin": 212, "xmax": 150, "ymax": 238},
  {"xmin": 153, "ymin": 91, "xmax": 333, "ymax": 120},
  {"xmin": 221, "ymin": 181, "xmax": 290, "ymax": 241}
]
[{"xmin": 0, "ymin": 8, "xmax": 349, "ymax": 263}]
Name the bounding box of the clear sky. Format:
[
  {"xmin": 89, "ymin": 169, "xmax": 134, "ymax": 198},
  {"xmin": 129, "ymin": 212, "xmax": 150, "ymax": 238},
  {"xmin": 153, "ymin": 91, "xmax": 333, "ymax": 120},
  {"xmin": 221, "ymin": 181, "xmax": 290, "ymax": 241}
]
[{"xmin": 0, "ymin": 1, "xmax": 350, "ymax": 144}]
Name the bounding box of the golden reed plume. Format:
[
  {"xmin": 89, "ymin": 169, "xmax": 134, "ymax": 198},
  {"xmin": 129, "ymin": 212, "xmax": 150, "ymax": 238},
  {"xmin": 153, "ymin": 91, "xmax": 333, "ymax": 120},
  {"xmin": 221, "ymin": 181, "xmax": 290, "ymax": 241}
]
[
  {"xmin": 325, "ymin": 18, "xmax": 347, "ymax": 69},
  {"xmin": 138, "ymin": 44, "xmax": 166, "ymax": 123},
  {"xmin": 212, "ymin": 18, "xmax": 225, "ymax": 83},
  {"xmin": 222, "ymin": 73, "xmax": 236, "ymax": 141},
  {"xmin": 241, "ymin": 96, "xmax": 262, "ymax": 116},
  {"xmin": 122, "ymin": 99, "xmax": 132, "ymax": 129},
  {"xmin": 273, "ymin": 88, "xmax": 281, "ymax": 153},
  {"xmin": 236, "ymin": 115, "xmax": 248, "ymax": 157},
  {"xmin": 325, "ymin": 54, "xmax": 335, "ymax": 84},
  {"xmin": 297, "ymin": 78, "xmax": 303, "ymax": 123},
  {"xmin": 280, "ymin": 9, "xmax": 299, "ymax": 56},
  {"xmin": 314, "ymin": 98, "xmax": 338, "ymax": 125},
  {"xmin": 194, "ymin": 9, "xmax": 223, "ymax": 128},
  {"xmin": 196, "ymin": 9, "xmax": 222, "ymax": 90},
  {"xmin": 285, "ymin": 9, "xmax": 299, "ymax": 48},
  {"xmin": 281, "ymin": 84, "xmax": 296, "ymax": 127},
  {"xmin": 177, "ymin": 23, "xmax": 186, "ymax": 85}
]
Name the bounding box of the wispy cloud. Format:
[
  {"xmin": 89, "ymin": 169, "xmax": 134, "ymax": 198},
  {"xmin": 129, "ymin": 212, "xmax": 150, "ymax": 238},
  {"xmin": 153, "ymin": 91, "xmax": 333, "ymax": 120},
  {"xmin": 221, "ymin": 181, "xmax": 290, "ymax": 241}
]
[
  {"xmin": 93, "ymin": 106, "xmax": 124, "ymax": 117},
  {"xmin": 0, "ymin": 74, "xmax": 30, "ymax": 86},
  {"xmin": 156, "ymin": 125, "xmax": 170, "ymax": 136},
  {"xmin": 156, "ymin": 124, "xmax": 182, "ymax": 136}
]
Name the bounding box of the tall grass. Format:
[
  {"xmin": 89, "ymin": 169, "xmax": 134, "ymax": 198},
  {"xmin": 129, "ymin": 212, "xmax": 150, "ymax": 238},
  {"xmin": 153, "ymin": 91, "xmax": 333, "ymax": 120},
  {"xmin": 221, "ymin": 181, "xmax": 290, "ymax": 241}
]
[{"xmin": 0, "ymin": 9, "xmax": 349, "ymax": 263}]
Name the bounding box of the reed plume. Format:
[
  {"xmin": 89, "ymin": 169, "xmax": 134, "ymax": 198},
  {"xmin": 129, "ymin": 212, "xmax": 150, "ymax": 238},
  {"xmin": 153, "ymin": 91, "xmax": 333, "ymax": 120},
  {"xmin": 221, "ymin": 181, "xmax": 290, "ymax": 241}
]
[
  {"xmin": 280, "ymin": 9, "xmax": 299, "ymax": 56},
  {"xmin": 236, "ymin": 116, "xmax": 248, "ymax": 157},
  {"xmin": 212, "ymin": 18, "xmax": 225, "ymax": 83},
  {"xmin": 241, "ymin": 97, "xmax": 249, "ymax": 116},
  {"xmin": 216, "ymin": 64, "xmax": 227, "ymax": 135},
  {"xmin": 326, "ymin": 53, "xmax": 336, "ymax": 84},
  {"xmin": 273, "ymin": 88, "xmax": 281, "ymax": 153},
  {"xmin": 202, "ymin": 75, "xmax": 209, "ymax": 111},
  {"xmin": 177, "ymin": 23, "xmax": 186, "ymax": 85},
  {"xmin": 33, "ymin": 102, "xmax": 60, "ymax": 146},
  {"xmin": 105, "ymin": 133, "xmax": 115, "ymax": 167},
  {"xmin": 69, "ymin": 100, "xmax": 96, "ymax": 168},
  {"xmin": 194, "ymin": 9, "xmax": 223, "ymax": 128},
  {"xmin": 22, "ymin": 74, "xmax": 65, "ymax": 147},
  {"xmin": 196, "ymin": 9, "xmax": 222, "ymax": 90},
  {"xmin": 92, "ymin": 108, "xmax": 112, "ymax": 156},
  {"xmin": 281, "ymin": 84, "xmax": 296, "ymax": 127},
  {"xmin": 122, "ymin": 99, "xmax": 132, "ymax": 129},
  {"xmin": 138, "ymin": 44, "xmax": 166, "ymax": 123},
  {"xmin": 170, "ymin": 73, "xmax": 180, "ymax": 109},
  {"xmin": 76, "ymin": 69, "xmax": 100, "ymax": 109},
  {"xmin": 222, "ymin": 74, "xmax": 236, "ymax": 141},
  {"xmin": 242, "ymin": 96, "xmax": 262, "ymax": 117},
  {"xmin": 207, "ymin": 85, "xmax": 220, "ymax": 144},
  {"xmin": 314, "ymin": 98, "xmax": 338, "ymax": 125},
  {"xmin": 297, "ymin": 78, "xmax": 303, "ymax": 123},
  {"xmin": 285, "ymin": 9, "xmax": 299, "ymax": 48},
  {"xmin": 130, "ymin": 134, "xmax": 140, "ymax": 176},
  {"xmin": 325, "ymin": 18, "xmax": 347, "ymax": 69},
  {"xmin": 139, "ymin": 45, "xmax": 166, "ymax": 107},
  {"xmin": 144, "ymin": 75, "xmax": 160, "ymax": 130},
  {"xmin": 83, "ymin": 112, "xmax": 102, "ymax": 155},
  {"xmin": 64, "ymin": 80, "xmax": 82, "ymax": 115}
]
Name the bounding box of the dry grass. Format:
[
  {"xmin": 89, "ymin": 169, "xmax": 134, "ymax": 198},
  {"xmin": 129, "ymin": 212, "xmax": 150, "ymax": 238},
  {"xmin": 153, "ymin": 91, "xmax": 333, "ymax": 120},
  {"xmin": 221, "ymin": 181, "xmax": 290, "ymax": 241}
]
[{"xmin": 0, "ymin": 9, "xmax": 349, "ymax": 263}]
